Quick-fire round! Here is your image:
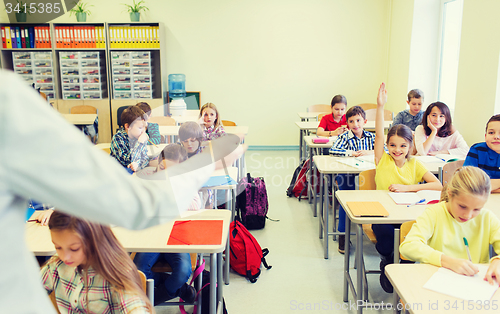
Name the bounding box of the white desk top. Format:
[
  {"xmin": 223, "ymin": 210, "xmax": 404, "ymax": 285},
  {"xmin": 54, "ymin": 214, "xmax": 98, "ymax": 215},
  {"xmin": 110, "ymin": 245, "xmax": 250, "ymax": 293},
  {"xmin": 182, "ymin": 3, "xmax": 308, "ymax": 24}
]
[
  {"xmin": 26, "ymin": 210, "xmax": 231, "ymax": 255},
  {"xmin": 295, "ymin": 120, "xmax": 392, "ymax": 131},
  {"xmin": 159, "ymin": 125, "xmax": 249, "ymax": 136},
  {"xmin": 297, "ymin": 112, "xmax": 326, "ymax": 120},
  {"xmin": 313, "ymin": 155, "xmax": 445, "ymax": 175},
  {"xmin": 147, "ymin": 143, "xmax": 168, "ymax": 158},
  {"xmin": 386, "ymin": 263, "xmax": 500, "ymax": 314},
  {"xmin": 62, "ymin": 114, "xmax": 97, "ymax": 125},
  {"xmin": 171, "ymin": 115, "xmax": 199, "ymax": 125}
]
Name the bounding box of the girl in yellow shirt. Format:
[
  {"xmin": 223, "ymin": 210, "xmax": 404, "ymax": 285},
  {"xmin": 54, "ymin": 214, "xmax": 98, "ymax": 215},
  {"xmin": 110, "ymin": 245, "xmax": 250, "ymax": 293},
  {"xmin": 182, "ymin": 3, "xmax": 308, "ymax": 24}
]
[
  {"xmin": 374, "ymin": 83, "xmax": 442, "ymax": 293},
  {"xmin": 400, "ymin": 166, "xmax": 500, "ymax": 284}
]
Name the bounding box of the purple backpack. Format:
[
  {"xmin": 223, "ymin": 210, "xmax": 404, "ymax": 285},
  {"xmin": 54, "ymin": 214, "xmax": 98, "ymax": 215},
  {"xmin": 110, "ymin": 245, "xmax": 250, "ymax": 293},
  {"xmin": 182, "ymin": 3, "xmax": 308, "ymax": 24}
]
[{"xmin": 236, "ymin": 173, "xmax": 269, "ymax": 230}]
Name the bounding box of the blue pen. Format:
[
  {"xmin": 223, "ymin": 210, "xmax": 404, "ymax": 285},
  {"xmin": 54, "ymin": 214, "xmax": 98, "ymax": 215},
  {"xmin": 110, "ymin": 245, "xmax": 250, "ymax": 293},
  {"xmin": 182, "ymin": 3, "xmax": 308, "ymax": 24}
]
[
  {"xmin": 436, "ymin": 157, "xmax": 446, "ymax": 162},
  {"xmin": 407, "ymin": 198, "xmax": 426, "ymax": 207}
]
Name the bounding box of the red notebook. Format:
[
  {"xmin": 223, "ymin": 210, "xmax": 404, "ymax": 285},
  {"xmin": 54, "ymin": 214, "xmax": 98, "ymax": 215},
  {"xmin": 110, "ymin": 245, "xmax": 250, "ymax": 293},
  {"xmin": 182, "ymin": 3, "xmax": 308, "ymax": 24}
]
[{"xmin": 167, "ymin": 220, "xmax": 223, "ymax": 245}]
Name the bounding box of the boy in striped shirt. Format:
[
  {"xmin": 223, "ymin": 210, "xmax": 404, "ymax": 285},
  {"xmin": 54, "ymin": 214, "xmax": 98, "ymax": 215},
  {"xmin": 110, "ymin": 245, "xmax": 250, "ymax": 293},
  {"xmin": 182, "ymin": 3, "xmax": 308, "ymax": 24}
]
[{"xmin": 329, "ymin": 106, "xmax": 375, "ymax": 253}]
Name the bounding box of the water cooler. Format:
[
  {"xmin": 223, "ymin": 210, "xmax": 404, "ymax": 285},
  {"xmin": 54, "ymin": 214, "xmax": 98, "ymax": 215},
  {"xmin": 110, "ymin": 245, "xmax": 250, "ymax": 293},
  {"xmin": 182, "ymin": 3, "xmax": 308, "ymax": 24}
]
[{"xmin": 168, "ymin": 74, "xmax": 187, "ymax": 116}]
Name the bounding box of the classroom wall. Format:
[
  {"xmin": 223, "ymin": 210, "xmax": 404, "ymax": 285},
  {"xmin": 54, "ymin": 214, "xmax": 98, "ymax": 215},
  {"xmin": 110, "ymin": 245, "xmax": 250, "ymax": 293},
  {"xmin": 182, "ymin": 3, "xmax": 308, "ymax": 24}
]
[
  {"xmin": 0, "ymin": 0, "xmax": 391, "ymax": 147},
  {"xmin": 454, "ymin": 0, "xmax": 500, "ymax": 145}
]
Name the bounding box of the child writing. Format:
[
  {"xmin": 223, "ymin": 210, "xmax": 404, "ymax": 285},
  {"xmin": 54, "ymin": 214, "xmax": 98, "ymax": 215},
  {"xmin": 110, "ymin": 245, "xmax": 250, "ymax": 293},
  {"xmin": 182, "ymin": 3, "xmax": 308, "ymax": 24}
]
[
  {"xmin": 110, "ymin": 106, "xmax": 150, "ymax": 172},
  {"xmin": 464, "ymin": 114, "xmax": 500, "ymax": 193},
  {"xmin": 199, "ymin": 103, "xmax": 226, "ymax": 141},
  {"xmin": 136, "ymin": 102, "xmax": 161, "ymax": 145},
  {"xmin": 392, "ymin": 89, "xmax": 424, "ymax": 131},
  {"xmin": 374, "ymin": 83, "xmax": 442, "ymax": 293},
  {"xmin": 134, "ymin": 144, "xmax": 198, "ymax": 305},
  {"xmin": 400, "ymin": 166, "xmax": 500, "ymax": 284},
  {"xmin": 179, "ymin": 121, "xmax": 204, "ymax": 158},
  {"xmin": 414, "ymin": 101, "xmax": 469, "ymax": 157},
  {"xmin": 41, "ymin": 211, "xmax": 154, "ymax": 313},
  {"xmin": 329, "ymin": 105, "xmax": 375, "ymax": 254},
  {"xmin": 316, "ymin": 95, "xmax": 348, "ymax": 137}
]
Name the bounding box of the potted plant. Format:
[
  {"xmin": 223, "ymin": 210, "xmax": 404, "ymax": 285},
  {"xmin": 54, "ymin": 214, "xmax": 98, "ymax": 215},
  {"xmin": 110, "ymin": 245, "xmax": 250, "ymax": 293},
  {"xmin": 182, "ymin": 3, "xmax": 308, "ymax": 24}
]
[
  {"xmin": 122, "ymin": 0, "xmax": 149, "ymax": 22},
  {"xmin": 15, "ymin": 0, "xmax": 28, "ymax": 22},
  {"xmin": 69, "ymin": 1, "xmax": 93, "ymax": 22}
]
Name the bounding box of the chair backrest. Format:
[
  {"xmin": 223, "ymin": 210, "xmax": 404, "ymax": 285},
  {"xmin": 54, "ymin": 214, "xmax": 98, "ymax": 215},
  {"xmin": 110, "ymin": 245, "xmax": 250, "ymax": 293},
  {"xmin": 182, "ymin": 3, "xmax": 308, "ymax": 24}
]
[
  {"xmin": 221, "ymin": 120, "xmax": 236, "ymax": 126},
  {"xmin": 358, "ymin": 169, "xmax": 376, "ymax": 190},
  {"xmin": 441, "ymin": 159, "xmax": 465, "ymax": 185},
  {"xmin": 308, "ymin": 104, "xmax": 330, "ymax": 113},
  {"xmin": 49, "ymin": 291, "xmax": 61, "ymax": 314},
  {"xmin": 116, "ymin": 106, "xmax": 130, "ymax": 129},
  {"xmin": 138, "ymin": 270, "xmax": 147, "ymax": 293},
  {"xmin": 318, "ymin": 113, "xmax": 328, "ymax": 121},
  {"xmin": 71, "ymin": 105, "xmax": 97, "ymax": 114},
  {"xmin": 364, "ymin": 108, "xmax": 393, "ymax": 121},
  {"xmin": 148, "ymin": 116, "xmax": 176, "ymax": 126},
  {"xmin": 357, "ymin": 103, "xmax": 377, "ymax": 111},
  {"xmin": 399, "ymin": 220, "xmax": 416, "ymax": 260}
]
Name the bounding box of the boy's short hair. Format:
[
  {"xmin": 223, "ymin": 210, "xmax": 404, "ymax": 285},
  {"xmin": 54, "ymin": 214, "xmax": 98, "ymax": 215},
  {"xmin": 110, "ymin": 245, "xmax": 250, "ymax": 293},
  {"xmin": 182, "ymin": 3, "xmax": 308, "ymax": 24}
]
[
  {"xmin": 486, "ymin": 114, "xmax": 500, "ymax": 132},
  {"xmin": 158, "ymin": 143, "xmax": 188, "ymax": 165},
  {"xmin": 179, "ymin": 121, "xmax": 203, "ymax": 142},
  {"xmin": 121, "ymin": 106, "xmax": 145, "ymax": 128},
  {"xmin": 136, "ymin": 102, "xmax": 152, "ymax": 115},
  {"xmin": 331, "ymin": 95, "xmax": 347, "ymax": 107},
  {"xmin": 345, "ymin": 106, "xmax": 366, "ymax": 120},
  {"xmin": 407, "ymin": 89, "xmax": 424, "ymax": 101}
]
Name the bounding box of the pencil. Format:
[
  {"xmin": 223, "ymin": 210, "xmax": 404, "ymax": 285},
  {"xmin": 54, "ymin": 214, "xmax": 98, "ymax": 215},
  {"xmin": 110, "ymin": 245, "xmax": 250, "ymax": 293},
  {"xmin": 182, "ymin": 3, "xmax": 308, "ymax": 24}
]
[{"xmin": 148, "ymin": 139, "xmax": 159, "ymax": 148}]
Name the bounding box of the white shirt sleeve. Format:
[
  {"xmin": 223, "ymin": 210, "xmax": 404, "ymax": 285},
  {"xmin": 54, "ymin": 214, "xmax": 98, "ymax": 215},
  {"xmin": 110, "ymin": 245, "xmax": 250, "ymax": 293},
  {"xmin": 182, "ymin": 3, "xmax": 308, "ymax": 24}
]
[{"xmin": 414, "ymin": 125, "xmax": 427, "ymax": 156}]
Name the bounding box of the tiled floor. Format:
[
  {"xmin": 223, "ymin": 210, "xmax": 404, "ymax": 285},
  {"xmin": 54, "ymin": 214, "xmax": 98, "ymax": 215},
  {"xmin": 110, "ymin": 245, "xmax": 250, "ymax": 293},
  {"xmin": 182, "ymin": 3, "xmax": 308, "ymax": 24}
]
[{"xmin": 156, "ymin": 150, "xmax": 393, "ymax": 313}]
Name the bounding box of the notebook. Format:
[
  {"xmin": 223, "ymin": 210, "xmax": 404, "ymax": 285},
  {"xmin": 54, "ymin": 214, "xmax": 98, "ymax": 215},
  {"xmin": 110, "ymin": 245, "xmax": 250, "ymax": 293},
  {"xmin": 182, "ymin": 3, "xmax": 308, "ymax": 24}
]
[
  {"xmin": 388, "ymin": 190, "xmax": 441, "ymax": 205},
  {"xmin": 202, "ymin": 175, "xmax": 237, "ymax": 188},
  {"xmin": 167, "ymin": 220, "xmax": 223, "ymax": 245},
  {"xmin": 346, "ymin": 201, "xmax": 389, "ymax": 217},
  {"xmin": 335, "ymin": 157, "xmax": 375, "ymax": 170},
  {"xmin": 423, "ymin": 265, "xmax": 498, "ymax": 301}
]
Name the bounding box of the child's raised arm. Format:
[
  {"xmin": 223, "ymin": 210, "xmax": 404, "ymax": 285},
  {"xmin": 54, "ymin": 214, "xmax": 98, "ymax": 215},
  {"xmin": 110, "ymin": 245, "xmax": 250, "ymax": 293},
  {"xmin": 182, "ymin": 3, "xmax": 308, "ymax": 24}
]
[{"xmin": 374, "ymin": 83, "xmax": 387, "ymax": 165}]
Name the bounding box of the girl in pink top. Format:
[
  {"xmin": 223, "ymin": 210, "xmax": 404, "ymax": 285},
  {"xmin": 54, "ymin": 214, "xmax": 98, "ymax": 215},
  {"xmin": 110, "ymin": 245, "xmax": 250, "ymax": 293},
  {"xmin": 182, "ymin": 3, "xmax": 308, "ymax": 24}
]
[{"xmin": 414, "ymin": 102, "xmax": 469, "ymax": 157}]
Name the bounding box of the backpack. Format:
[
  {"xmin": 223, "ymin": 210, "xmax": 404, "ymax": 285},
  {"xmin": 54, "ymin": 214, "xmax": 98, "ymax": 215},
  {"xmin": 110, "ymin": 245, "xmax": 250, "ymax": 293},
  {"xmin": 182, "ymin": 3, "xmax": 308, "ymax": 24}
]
[
  {"xmin": 236, "ymin": 173, "xmax": 269, "ymax": 230},
  {"xmin": 286, "ymin": 159, "xmax": 319, "ymax": 201},
  {"xmin": 180, "ymin": 260, "xmax": 228, "ymax": 314},
  {"xmin": 229, "ymin": 220, "xmax": 272, "ymax": 283}
]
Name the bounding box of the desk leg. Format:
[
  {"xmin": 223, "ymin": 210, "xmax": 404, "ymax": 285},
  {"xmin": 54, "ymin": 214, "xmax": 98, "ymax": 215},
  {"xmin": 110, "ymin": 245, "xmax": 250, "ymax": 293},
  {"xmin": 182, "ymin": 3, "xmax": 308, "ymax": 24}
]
[
  {"xmin": 210, "ymin": 253, "xmax": 217, "ymax": 314},
  {"xmin": 343, "ymin": 211, "xmax": 351, "ymax": 302},
  {"xmin": 308, "ymin": 146, "xmax": 313, "ymax": 206},
  {"xmin": 319, "ymin": 172, "xmax": 324, "ymax": 239},
  {"xmin": 323, "ymin": 174, "xmax": 329, "ymax": 259},
  {"xmin": 299, "ymin": 130, "xmax": 304, "ymax": 161},
  {"xmin": 312, "ymin": 157, "xmax": 318, "ymax": 217},
  {"xmin": 217, "ymin": 252, "xmax": 223, "ymax": 309},
  {"xmin": 356, "ymin": 224, "xmax": 363, "ymax": 314}
]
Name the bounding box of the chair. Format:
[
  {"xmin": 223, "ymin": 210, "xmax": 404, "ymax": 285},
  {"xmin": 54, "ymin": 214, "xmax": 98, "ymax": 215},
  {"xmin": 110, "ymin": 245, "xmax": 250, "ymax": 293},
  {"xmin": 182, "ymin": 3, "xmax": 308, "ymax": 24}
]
[
  {"xmin": 116, "ymin": 105, "xmax": 130, "ymax": 131},
  {"xmin": 357, "ymin": 103, "xmax": 378, "ymax": 111},
  {"xmin": 307, "ymin": 104, "xmax": 330, "ymax": 113},
  {"xmin": 441, "ymin": 159, "xmax": 465, "ymax": 185},
  {"xmin": 96, "ymin": 143, "xmax": 111, "ymax": 154},
  {"xmin": 364, "ymin": 108, "xmax": 393, "ymax": 121},
  {"xmin": 221, "ymin": 120, "xmax": 236, "ymax": 126},
  {"xmin": 317, "ymin": 113, "xmax": 328, "ymax": 121},
  {"xmin": 70, "ymin": 105, "xmax": 98, "ymax": 144}
]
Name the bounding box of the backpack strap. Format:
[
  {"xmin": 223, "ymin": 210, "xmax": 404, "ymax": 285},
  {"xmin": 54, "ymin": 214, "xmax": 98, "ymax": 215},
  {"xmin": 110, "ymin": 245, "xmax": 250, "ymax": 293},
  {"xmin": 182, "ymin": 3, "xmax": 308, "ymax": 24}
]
[
  {"xmin": 261, "ymin": 248, "xmax": 272, "ymax": 269},
  {"xmin": 179, "ymin": 259, "xmax": 206, "ymax": 314}
]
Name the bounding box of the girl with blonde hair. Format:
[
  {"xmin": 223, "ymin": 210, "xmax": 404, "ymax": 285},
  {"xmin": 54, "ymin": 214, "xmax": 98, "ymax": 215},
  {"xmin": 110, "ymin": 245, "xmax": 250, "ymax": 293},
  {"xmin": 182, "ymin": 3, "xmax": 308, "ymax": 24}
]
[
  {"xmin": 41, "ymin": 211, "xmax": 154, "ymax": 313},
  {"xmin": 199, "ymin": 102, "xmax": 226, "ymax": 141},
  {"xmin": 400, "ymin": 166, "xmax": 500, "ymax": 284}
]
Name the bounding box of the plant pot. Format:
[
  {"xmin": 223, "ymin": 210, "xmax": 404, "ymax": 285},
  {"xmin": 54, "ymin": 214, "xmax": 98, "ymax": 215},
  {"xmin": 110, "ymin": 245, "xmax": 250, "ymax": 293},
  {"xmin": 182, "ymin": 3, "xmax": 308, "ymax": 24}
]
[
  {"xmin": 130, "ymin": 12, "xmax": 140, "ymax": 22},
  {"xmin": 76, "ymin": 12, "xmax": 87, "ymax": 22},
  {"xmin": 15, "ymin": 13, "xmax": 26, "ymax": 22}
]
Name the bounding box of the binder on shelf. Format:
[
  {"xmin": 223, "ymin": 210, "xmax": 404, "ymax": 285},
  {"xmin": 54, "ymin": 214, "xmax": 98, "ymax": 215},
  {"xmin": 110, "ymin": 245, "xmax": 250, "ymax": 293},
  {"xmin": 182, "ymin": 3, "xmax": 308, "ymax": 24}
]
[
  {"xmin": 20, "ymin": 27, "xmax": 26, "ymax": 48},
  {"xmin": 11, "ymin": 27, "xmax": 17, "ymax": 48},
  {"xmin": 15, "ymin": 27, "xmax": 21, "ymax": 48},
  {"xmin": 25, "ymin": 28, "xmax": 30, "ymax": 48},
  {"xmin": 4, "ymin": 26, "xmax": 11, "ymax": 48},
  {"xmin": 44, "ymin": 26, "xmax": 50, "ymax": 48},
  {"xmin": 28, "ymin": 27, "xmax": 35, "ymax": 48},
  {"xmin": 1, "ymin": 27, "xmax": 6, "ymax": 48},
  {"xmin": 34, "ymin": 26, "xmax": 40, "ymax": 48}
]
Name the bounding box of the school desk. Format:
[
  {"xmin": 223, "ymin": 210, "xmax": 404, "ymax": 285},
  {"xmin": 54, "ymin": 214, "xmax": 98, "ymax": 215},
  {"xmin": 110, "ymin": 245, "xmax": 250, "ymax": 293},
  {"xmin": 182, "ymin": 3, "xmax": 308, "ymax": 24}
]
[
  {"xmin": 26, "ymin": 210, "xmax": 230, "ymax": 314},
  {"xmin": 295, "ymin": 121, "xmax": 393, "ymax": 161},
  {"xmin": 62, "ymin": 113, "xmax": 97, "ymax": 126},
  {"xmin": 297, "ymin": 111, "xmax": 323, "ymax": 121},
  {"xmin": 171, "ymin": 110, "xmax": 200, "ymax": 125},
  {"xmin": 303, "ymin": 135, "xmax": 337, "ymax": 216},
  {"xmin": 147, "ymin": 143, "xmax": 168, "ymax": 158},
  {"xmin": 336, "ymin": 190, "xmax": 500, "ymax": 314},
  {"xmin": 385, "ymin": 263, "xmax": 500, "ymax": 314},
  {"xmin": 314, "ymin": 155, "xmax": 447, "ymax": 260}
]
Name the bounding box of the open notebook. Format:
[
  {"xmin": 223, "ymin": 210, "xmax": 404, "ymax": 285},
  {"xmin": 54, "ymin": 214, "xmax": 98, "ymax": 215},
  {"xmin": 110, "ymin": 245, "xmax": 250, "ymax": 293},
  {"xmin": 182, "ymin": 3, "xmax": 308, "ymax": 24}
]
[
  {"xmin": 423, "ymin": 265, "xmax": 498, "ymax": 301},
  {"xmin": 335, "ymin": 156, "xmax": 375, "ymax": 170},
  {"xmin": 388, "ymin": 190, "xmax": 441, "ymax": 205}
]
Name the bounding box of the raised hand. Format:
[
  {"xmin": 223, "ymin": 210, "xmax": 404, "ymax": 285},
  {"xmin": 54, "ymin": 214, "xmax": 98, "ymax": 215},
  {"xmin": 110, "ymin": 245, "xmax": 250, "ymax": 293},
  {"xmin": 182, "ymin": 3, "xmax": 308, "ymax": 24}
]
[{"xmin": 377, "ymin": 82, "xmax": 388, "ymax": 107}]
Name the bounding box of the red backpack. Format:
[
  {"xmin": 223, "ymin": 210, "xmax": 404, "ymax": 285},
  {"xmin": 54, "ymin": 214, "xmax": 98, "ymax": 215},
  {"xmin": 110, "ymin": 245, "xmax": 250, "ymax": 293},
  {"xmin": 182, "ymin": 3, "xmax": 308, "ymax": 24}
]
[
  {"xmin": 229, "ymin": 220, "xmax": 271, "ymax": 283},
  {"xmin": 286, "ymin": 159, "xmax": 319, "ymax": 201}
]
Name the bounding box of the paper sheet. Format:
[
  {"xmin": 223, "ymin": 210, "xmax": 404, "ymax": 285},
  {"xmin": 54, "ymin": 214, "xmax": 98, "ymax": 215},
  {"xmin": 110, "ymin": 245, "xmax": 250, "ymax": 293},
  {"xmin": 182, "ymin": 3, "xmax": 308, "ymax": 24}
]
[
  {"xmin": 335, "ymin": 157, "xmax": 375, "ymax": 170},
  {"xmin": 423, "ymin": 265, "xmax": 498, "ymax": 301},
  {"xmin": 388, "ymin": 190, "xmax": 441, "ymax": 205}
]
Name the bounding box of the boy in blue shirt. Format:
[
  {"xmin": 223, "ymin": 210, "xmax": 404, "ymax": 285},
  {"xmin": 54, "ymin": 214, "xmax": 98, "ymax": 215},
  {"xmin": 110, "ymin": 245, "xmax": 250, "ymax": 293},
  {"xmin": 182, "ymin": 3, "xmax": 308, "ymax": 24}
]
[
  {"xmin": 110, "ymin": 106, "xmax": 150, "ymax": 172},
  {"xmin": 393, "ymin": 89, "xmax": 424, "ymax": 131},
  {"xmin": 464, "ymin": 114, "xmax": 500, "ymax": 192},
  {"xmin": 329, "ymin": 106, "xmax": 375, "ymax": 253}
]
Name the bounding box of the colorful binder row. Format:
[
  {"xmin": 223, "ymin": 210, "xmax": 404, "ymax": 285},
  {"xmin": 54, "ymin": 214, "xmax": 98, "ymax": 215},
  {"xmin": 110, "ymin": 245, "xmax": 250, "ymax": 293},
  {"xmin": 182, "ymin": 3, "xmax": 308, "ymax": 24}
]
[
  {"xmin": 109, "ymin": 26, "xmax": 160, "ymax": 48},
  {"xmin": 1, "ymin": 26, "xmax": 51, "ymax": 49},
  {"xmin": 55, "ymin": 26, "xmax": 106, "ymax": 49}
]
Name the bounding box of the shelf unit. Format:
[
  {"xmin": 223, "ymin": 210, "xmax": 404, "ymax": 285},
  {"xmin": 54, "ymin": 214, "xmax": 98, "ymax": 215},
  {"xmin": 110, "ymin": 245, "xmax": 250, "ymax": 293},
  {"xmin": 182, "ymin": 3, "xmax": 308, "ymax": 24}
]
[{"xmin": 0, "ymin": 22, "xmax": 166, "ymax": 143}]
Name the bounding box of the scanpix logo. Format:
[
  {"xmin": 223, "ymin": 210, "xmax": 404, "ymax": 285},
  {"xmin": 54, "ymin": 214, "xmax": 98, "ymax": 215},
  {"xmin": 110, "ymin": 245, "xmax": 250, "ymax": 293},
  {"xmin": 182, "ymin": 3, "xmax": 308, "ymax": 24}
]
[{"xmin": 4, "ymin": 0, "xmax": 77, "ymax": 23}]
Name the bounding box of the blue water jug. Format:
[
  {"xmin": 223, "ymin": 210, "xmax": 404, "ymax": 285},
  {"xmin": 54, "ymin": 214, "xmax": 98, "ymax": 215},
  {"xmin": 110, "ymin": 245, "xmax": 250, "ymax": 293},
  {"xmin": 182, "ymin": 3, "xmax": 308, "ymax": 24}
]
[{"xmin": 168, "ymin": 74, "xmax": 186, "ymax": 98}]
